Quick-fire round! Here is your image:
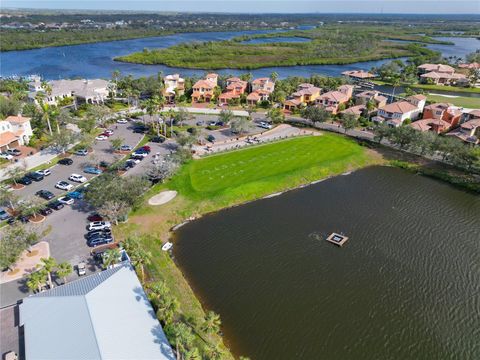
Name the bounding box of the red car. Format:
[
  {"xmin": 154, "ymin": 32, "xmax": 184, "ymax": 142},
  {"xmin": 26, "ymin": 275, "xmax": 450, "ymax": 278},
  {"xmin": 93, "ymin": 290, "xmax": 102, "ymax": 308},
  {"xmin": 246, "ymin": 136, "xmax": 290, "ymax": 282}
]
[
  {"xmin": 101, "ymin": 132, "xmax": 112, "ymax": 137},
  {"xmin": 140, "ymin": 145, "xmax": 151, "ymax": 152},
  {"xmin": 87, "ymin": 213, "xmax": 103, "ymax": 222}
]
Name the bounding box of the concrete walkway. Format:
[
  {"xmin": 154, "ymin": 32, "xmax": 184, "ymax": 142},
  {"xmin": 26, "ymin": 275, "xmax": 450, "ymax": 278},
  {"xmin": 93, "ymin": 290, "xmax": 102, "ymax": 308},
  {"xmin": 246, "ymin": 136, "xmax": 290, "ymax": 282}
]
[{"xmin": 165, "ymin": 106, "xmax": 249, "ymax": 117}]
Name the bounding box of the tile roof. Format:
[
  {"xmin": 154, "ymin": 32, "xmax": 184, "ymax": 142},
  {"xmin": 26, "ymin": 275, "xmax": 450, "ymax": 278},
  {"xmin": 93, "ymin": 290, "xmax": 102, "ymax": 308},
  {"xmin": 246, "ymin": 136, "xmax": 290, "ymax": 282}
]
[
  {"xmin": 4, "ymin": 115, "xmax": 31, "ymax": 124},
  {"xmin": 341, "ymin": 70, "xmax": 376, "ymax": 79},
  {"xmin": 410, "ymin": 118, "xmax": 451, "ymax": 132},
  {"xmin": 380, "ymin": 101, "xmax": 418, "ymax": 114},
  {"xmin": 320, "ymin": 90, "xmax": 349, "ymax": 103},
  {"xmin": 193, "ymin": 79, "xmax": 216, "ymax": 89},
  {"xmin": 0, "ymin": 131, "xmax": 19, "ymax": 147},
  {"xmin": 418, "ymin": 63, "xmax": 455, "ymax": 73}
]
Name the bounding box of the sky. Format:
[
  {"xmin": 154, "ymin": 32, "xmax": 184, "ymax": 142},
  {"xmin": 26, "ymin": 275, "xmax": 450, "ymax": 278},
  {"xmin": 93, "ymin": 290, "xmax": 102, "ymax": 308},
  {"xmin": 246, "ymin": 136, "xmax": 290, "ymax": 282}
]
[{"xmin": 1, "ymin": 0, "xmax": 479, "ymax": 14}]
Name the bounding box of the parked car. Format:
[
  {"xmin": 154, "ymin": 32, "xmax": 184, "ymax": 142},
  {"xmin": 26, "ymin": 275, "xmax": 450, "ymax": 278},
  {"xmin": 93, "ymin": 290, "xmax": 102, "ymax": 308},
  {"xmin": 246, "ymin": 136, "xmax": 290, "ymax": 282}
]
[
  {"xmin": 125, "ymin": 159, "xmax": 138, "ymax": 168},
  {"xmin": 120, "ymin": 145, "xmax": 132, "ymax": 151},
  {"xmin": 87, "ymin": 213, "xmax": 103, "ymax": 222},
  {"xmin": 140, "ymin": 145, "xmax": 151, "ymax": 153},
  {"xmin": 0, "ymin": 208, "xmax": 11, "ymax": 221},
  {"xmin": 6, "ymin": 148, "xmax": 21, "ymax": 156},
  {"xmin": 39, "ymin": 207, "xmax": 53, "ymax": 216},
  {"xmin": 8, "ymin": 215, "xmax": 29, "ymax": 225},
  {"xmin": 83, "ymin": 166, "xmax": 102, "ymax": 175},
  {"xmin": 58, "ymin": 196, "xmax": 75, "ymax": 205},
  {"xmin": 208, "ymin": 121, "xmax": 217, "ymax": 126},
  {"xmin": 216, "ymin": 121, "xmax": 225, "ymax": 127},
  {"xmin": 18, "ymin": 176, "xmax": 32, "ymax": 185},
  {"xmin": 132, "ymin": 151, "xmax": 148, "ymax": 158},
  {"xmin": 35, "ymin": 169, "xmax": 51, "ymax": 177},
  {"xmin": 259, "ymin": 121, "xmax": 273, "ymax": 130},
  {"xmin": 95, "ymin": 134, "xmax": 108, "ymax": 141},
  {"xmin": 36, "ymin": 190, "xmax": 55, "ymax": 200},
  {"xmin": 99, "ymin": 161, "xmax": 110, "ymax": 168},
  {"xmin": 75, "ymin": 149, "xmax": 88, "ymax": 156},
  {"xmin": 55, "ymin": 181, "xmax": 74, "ymax": 191},
  {"xmin": 150, "ymin": 136, "xmax": 165, "ymax": 143},
  {"xmin": 87, "ymin": 228, "xmax": 112, "ymax": 240},
  {"xmin": 77, "ymin": 262, "xmax": 86, "ymax": 276},
  {"xmin": 69, "ymin": 174, "xmax": 87, "ymax": 183},
  {"xmin": 207, "ymin": 135, "xmax": 216, "ymax": 143},
  {"xmin": 117, "ymin": 118, "xmax": 128, "ymax": 124},
  {"xmin": 87, "ymin": 236, "xmax": 114, "ymax": 248},
  {"xmin": 26, "ymin": 172, "xmax": 44, "ymax": 182},
  {"xmin": 67, "ymin": 191, "xmax": 84, "ymax": 199},
  {"xmin": 133, "ymin": 126, "xmax": 148, "ymax": 133},
  {"xmin": 196, "ymin": 121, "xmax": 204, "ymax": 126},
  {"xmin": 47, "ymin": 200, "xmax": 64, "ymax": 210},
  {"xmin": 0, "ymin": 152, "xmax": 13, "ymax": 160},
  {"xmin": 88, "ymin": 221, "xmax": 111, "ymax": 231},
  {"xmin": 58, "ymin": 158, "xmax": 73, "ymax": 165},
  {"xmin": 128, "ymin": 157, "xmax": 141, "ymax": 164}
]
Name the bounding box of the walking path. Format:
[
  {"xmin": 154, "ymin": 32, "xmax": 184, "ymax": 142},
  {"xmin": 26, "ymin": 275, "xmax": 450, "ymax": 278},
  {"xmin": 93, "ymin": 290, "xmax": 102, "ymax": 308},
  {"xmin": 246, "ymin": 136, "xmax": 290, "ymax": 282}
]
[{"xmin": 166, "ymin": 106, "xmax": 249, "ymax": 117}]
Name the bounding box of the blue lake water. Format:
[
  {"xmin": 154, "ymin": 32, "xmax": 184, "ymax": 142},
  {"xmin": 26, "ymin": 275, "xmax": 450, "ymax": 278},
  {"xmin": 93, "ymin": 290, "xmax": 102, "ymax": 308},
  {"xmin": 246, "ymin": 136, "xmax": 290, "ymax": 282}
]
[{"xmin": 0, "ymin": 30, "xmax": 478, "ymax": 81}]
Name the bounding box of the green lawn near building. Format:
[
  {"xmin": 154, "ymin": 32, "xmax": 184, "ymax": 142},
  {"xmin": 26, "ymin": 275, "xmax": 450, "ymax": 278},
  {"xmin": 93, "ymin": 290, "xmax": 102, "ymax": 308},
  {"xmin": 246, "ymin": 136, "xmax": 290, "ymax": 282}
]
[
  {"xmin": 426, "ymin": 95, "xmax": 480, "ymax": 108},
  {"xmin": 170, "ymin": 134, "xmax": 374, "ymax": 203}
]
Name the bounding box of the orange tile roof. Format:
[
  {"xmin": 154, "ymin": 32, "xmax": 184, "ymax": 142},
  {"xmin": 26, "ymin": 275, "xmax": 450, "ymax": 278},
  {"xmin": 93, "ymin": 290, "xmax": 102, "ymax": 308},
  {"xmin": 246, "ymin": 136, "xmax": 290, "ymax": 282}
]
[
  {"xmin": 193, "ymin": 79, "xmax": 216, "ymax": 89},
  {"xmin": 410, "ymin": 118, "xmax": 451, "ymax": 132},
  {"xmin": 320, "ymin": 91, "xmax": 349, "ymax": 103},
  {"xmin": 5, "ymin": 115, "xmax": 31, "ymax": 124},
  {"xmin": 0, "ymin": 131, "xmax": 19, "ymax": 147},
  {"xmin": 380, "ymin": 101, "xmax": 418, "ymax": 114}
]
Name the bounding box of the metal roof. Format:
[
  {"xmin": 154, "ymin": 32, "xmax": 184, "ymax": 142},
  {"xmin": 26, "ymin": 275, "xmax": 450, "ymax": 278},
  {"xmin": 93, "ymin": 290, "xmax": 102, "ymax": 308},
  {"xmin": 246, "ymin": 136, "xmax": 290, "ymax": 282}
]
[{"xmin": 20, "ymin": 263, "xmax": 175, "ymax": 360}]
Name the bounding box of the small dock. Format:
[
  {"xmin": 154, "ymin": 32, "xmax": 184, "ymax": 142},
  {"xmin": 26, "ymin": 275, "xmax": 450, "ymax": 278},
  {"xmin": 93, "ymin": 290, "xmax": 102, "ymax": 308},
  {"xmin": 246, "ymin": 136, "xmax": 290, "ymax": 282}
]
[{"xmin": 326, "ymin": 233, "xmax": 349, "ymax": 247}]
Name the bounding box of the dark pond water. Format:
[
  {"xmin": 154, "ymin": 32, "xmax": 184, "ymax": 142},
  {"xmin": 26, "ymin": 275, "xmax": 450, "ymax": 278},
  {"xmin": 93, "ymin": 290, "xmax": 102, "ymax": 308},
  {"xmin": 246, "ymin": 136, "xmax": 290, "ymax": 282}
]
[
  {"xmin": 2, "ymin": 29, "xmax": 476, "ymax": 82},
  {"xmin": 173, "ymin": 166, "xmax": 480, "ymax": 360},
  {"xmin": 241, "ymin": 36, "xmax": 312, "ymax": 44}
]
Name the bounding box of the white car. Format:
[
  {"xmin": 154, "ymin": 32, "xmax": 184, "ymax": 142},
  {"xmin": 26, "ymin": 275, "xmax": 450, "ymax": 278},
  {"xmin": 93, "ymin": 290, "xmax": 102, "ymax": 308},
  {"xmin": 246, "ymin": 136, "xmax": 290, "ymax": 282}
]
[
  {"xmin": 58, "ymin": 196, "xmax": 75, "ymax": 205},
  {"xmin": 95, "ymin": 135, "xmax": 108, "ymax": 141},
  {"xmin": 36, "ymin": 169, "xmax": 51, "ymax": 177},
  {"xmin": 88, "ymin": 221, "xmax": 112, "ymax": 231},
  {"xmin": 120, "ymin": 145, "xmax": 132, "ymax": 151},
  {"xmin": 55, "ymin": 181, "xmax": 74, "ymax": 191},
  {"xmin": 117, "ymin": 118, "xmax": 128, "ymax": 124},
  {"xmin": 259, "ymin": 121, "xmax": 273, "ymax": 130},
  {"xmin": 0, "ymin": 152, "xmax": 13, "ymax": 160},
  {"xmin": 77, "ymin": 262, "xmax": 86, "ymax": 276},
  {"xmin": 69, "ymin": 174, "xmax": 87, "ymax": 183}
]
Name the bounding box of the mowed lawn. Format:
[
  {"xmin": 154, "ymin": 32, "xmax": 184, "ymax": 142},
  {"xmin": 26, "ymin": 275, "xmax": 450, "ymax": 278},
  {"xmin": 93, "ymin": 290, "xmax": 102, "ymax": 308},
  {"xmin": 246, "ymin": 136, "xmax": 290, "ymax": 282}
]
[{"xmin": 170, "ymin": 134, "xmax": 375, "ymax": 202}]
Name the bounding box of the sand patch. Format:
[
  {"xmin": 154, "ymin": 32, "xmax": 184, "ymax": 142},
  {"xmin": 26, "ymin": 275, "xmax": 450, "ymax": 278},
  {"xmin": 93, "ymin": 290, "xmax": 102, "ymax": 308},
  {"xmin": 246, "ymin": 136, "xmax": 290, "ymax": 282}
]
[{"xmin": 148, "ymin": 190, "xmax": 178, "ymax": 206}]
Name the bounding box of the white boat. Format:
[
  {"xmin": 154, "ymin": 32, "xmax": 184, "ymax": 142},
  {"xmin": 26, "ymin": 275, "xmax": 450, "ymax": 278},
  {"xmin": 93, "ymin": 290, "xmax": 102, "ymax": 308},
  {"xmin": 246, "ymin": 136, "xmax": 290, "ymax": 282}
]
[{"xmin": 162, "ymin": 242, "xmax": 173, "ymax": 251}]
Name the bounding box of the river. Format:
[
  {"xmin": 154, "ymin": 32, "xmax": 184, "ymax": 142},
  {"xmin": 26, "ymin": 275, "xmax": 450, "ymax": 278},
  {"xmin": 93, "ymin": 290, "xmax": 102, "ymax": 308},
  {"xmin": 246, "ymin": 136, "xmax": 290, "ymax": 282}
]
[
  {"xmin": 1, "ymin": 29, "xmax": 478, "ymax": 83},
  {"xmin": 173, "ymin": 166, "xmax": 480, "ymax": 360}
]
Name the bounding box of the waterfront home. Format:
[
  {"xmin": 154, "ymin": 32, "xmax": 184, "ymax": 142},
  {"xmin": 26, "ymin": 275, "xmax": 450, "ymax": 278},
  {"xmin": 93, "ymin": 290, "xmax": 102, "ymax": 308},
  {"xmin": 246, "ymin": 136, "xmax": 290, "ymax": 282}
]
[
  {"xmin": 20, "ymin": 263, "xmax": 175, "ymax": 360},
  {"xmin": 422, "ymin": 103, "xmax": 463, "ymax": 127},
  {"xmin": 28, "ymin": 79, "xmax": 113, "ymax": 105},
  {"xmin": 283, "ymin": 83, "xmax": 321, "ymax": 111},
  {"xmin": 420, "ymin": 71, "xmax": 469, "ymax": 86},
  {"xmin": 340, "ymin": 104, "xmax": 368, "ymax": 119},
  {"xmin": 461, "ymin": 109, "xmax": 480, "ymax": 123},
  {"xmin": 251, "ymin": 77, "xmax": 275, "ymax": 92},
  {"xmin": 341, "ymin": 70, "xmax": 376, "ymax": 81},
  {"xmin": 192, "ymin": 73, "xmax": 218, "ymax": 103},
  {"xmin": 355, "ymin": 90, "xmax": 388, "ymax": 108},
  {"xmin": 316, "ymin": 85, "xmax": 353, "ymax": 114},
  {"xmin": 417, "ymin": 63, "xmax": 455, "ymax": 75},
  {"xmin": 446, "ymin": 118, "xmax": 480, "ymax": 145},
  {"xmin": 410, "ymin": 118, "xmax": 452, "ymax": 133},
  {"xmin": 372, "ymin": 95, "xmax": 426, "ymax": 127},
  {"xmin": 0, "ymin": 115, "xmax": 33, "ymax": 151},
  {"xmin": 218, "ymin": 77, "xmax": 248, "ymax": 105},
  {"xmin": 247, "ymin": 77, "xmax": 275, "ymax": 106},
  {"xmin": 458, "ymin": 62, "xmax": 480, "ymax": 70},
  {"xmin": 163, "ymin": 74, "xmax": 185, "ymax": 103}
]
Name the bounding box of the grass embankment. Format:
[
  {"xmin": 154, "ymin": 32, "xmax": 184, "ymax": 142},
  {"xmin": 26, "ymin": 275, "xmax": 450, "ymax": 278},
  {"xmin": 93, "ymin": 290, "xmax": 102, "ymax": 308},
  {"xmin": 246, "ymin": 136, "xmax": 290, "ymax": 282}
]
[
  {"xmin": 115, "ymin": 26, "xmax": 437, "ymax": 69},
  {"xmin": 424, "ymin": 94, "xmax": 480, "ymax": 108},
  {"xmin": 116, "ymin": 134, "xmax": 381, "ymax": 357}
]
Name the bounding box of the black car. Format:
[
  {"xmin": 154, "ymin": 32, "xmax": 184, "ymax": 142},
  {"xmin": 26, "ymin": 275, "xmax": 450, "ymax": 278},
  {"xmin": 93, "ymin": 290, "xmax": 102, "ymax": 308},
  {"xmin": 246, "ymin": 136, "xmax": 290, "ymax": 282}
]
[
  {"xmin": 36, "ymin": 190, "xmax": 55, "ymax": 200},
  {"xmin": 18, "ymin": 176, "xmax": 32, "ymax": 185},
  {"xmin": 133, "ymin": 126, "xmax": 147, "ymax": 133},
  {"xmin": 86, "ymin": 229, "xmax": 112, "ymax": 239},
  {"xmin": 8, "ymin": 215, "xmax": 29, "ymax": 225},
  {"xmin": 150, "ymin": 136, "xmax": 165, "ymax": 143},
  {"xmin": 40, "ymin": 207, "xmax": 53, "ymax": 216},
  {"xmin": 26, "ymin": 172, "xmax": 44, "ymax": 182},
  {"xmin": 99, "ymin": 161, "xmax": 110, "ymax": 168},
  {"xmin": 58, "ymin": 158, "xmax": 73, "ymax": 165},
  {"xmin": 87, "ymin": 236, "xmax": 114, "ymax": 247},
  {"xmin": 48, "ymin": 200, "xmax": 64, "ymax": 210}
]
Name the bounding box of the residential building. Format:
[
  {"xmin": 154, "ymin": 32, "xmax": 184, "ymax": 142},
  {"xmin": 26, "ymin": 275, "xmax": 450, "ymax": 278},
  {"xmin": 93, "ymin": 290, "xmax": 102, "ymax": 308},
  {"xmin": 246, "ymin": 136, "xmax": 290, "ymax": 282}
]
[
  {"xmin": 316, "ymin": 86, "xmax": 353, "ymax": 115},
  {"xmin": 420, "ymin": 71, "xmax": 468, "ymax": 86},
  {"xmin": 28, "ymin": 79, "xmax": 113, "ymax": 105},
  {"xmin": 340, "ymin": 104, "xmax": 367, "ymax": 119},
  {"xmin": 218, "ymin": 77, "xmax": 248, "ymax": 105},
  {"xmin": 0, "ymin": 115, "xmax": 33, "ymax": 151},
  {"xmin": 341, "ymin": 70, "xmax": 376, "ymax": 81},
  {"xmin": 163, "ymin": 74, "xmax": 185, "ymax": 103},
  {"xmin": 372, "ymin": 95, "xmax": 426, "ymax": 127},
  {"xmin": 417, "ymin": 63, "xmax": 455, "ymax": 75},
  {"xmin": 410, "ymin": 118, "xmax": 452, "ymax": 133},
  {"xmin": 283, "ymin": 83, "xmax": 321, "ymax": 111},
  {"xmin": 20, "ymin": 263, "xmax": 175, "ymax": 360},
  {"xmin": 446, "ymin": 118, "xmax": 480, "ymax": 145},
  {"xmin": 247, "ymin": 77, "xmax": 275, "ymax": 106},
  {"xmin": 458, "ymin": 62, "xmax": 480, "ymax": 70},
  {"xmin": 192, "ymin": 73, "xmax": 218, "ymax": 103},
  {"xmin": 422, "ymin": 103, "xmax": 463, "ymax": 127},
  {"xmin": 355, "ymin": 90, "xmax": 388, "ymax": 108}
]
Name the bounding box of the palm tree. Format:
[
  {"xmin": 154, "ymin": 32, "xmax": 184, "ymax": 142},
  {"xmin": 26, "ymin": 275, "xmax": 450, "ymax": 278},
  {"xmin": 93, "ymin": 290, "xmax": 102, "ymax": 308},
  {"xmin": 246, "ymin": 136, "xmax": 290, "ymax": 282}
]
[
  {"xmin": 202, "ymin": 311, "xmax": 221, "ymax": 335},
  {"xmin": 184, "ymin": 348, "xmax": 201, "ymax": 360},
  {"xmin": 171, "ymin": 322, "xmax": 194, "ymax": 359},
  {"xmin": 111, "ymin": 69, "xmax": 121, "ymax": 85},
  {"xmin": 157, "ymin": 295, "xmax": 179, "ymax": 324},
  {"xmin": 130, "ymin": 247, "xmax": 152, "ymax": 283},
  {"xmin": 204, "ymin": 344, "xmax": 224, "ymax": 360},
  {"xmin": 390, "ymin": 75, "xmax": 401, "ymax": 100},
  {"xmin": 26, "ymin": 270, "xmax": 47, "ymax": 293},
  {"xmin": 39, "ymin": 101, "xmax": 55, "ymax": 136},
  {"xmin": 56, "ymin": 262, "xmax": 73, "ymax": 284},
  {"xmin": 103, "ymin": 248, "xmax": 121, "ymax": 269},
  {"xmin": 270, "ymin": 71, "xmax": 279, "ymax": 82},
  {"xmin": 0, "ymin": 186, "xmax": 19, "ymax": 210},
  {"xmin": 6, "ymin": 163, "xmax": 26, "ymax": 188},
  {"xmin": 40, "ymin": 257, "xmax": 57, "ymax": 288}
]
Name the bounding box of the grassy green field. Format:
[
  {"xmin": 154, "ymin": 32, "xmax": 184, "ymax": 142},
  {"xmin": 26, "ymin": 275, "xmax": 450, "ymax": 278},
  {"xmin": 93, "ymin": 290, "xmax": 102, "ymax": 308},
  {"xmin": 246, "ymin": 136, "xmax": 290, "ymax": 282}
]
[
  {"xmin": 169, "ymin": 134, "xmax": 374, "ymax": 205},
  {"xmin": 425, "ymin": 94, "xmax": 480, "ymax": 108}
]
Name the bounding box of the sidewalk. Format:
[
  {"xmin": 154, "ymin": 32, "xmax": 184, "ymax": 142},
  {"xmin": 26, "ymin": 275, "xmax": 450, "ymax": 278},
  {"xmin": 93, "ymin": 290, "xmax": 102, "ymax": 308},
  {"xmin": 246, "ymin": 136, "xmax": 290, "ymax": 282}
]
[
  {"xmin": 0, "ymin": 147, "xmax": 62, "ymax": 181},
  {"xmin": 166, "ymin": 106, "xmax": 249, "ymax": 117}
]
